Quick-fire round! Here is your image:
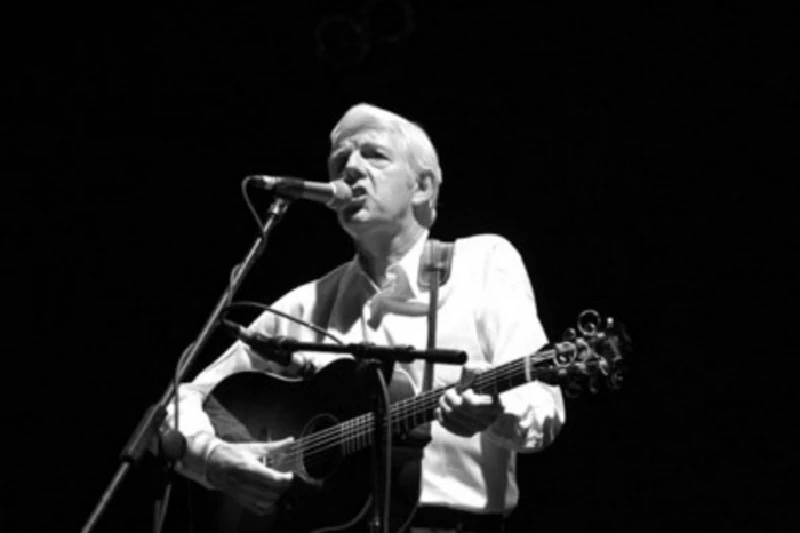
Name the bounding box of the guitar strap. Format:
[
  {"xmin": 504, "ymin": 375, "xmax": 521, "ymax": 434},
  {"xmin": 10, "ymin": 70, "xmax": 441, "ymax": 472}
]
[{"xmin": 418, "ymin": 238, "xmax": 455, "ymax": 392}]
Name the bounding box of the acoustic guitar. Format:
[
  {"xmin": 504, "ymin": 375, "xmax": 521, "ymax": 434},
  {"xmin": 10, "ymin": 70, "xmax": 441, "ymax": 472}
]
[{"xmin": 200, "ymin": 310, "xmax": 628, "ymax": 533}]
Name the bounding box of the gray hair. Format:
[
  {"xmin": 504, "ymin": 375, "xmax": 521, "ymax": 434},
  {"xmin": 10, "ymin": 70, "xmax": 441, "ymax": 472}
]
[{"xmin": 329, "ymin": 103, "xmax": 442, "ymax": 225}]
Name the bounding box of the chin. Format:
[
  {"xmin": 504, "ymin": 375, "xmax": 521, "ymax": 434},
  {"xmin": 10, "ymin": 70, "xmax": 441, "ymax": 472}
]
[
  {"xmin": 340, "ymin": 208, "xmax": 371, "ymax": 225},
  {"xmin": 339, "ymin": 214, "xmax": 393, "ymax": 238},
  {"xmin": 338, "ymin": 213, "xmax": 364, "ymax": 236}
]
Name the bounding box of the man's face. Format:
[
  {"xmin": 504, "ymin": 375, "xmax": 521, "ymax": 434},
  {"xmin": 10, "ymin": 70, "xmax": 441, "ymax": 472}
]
[{"xmin": 328, "ymin": 128, "xmax": 417, "ymax": 237}]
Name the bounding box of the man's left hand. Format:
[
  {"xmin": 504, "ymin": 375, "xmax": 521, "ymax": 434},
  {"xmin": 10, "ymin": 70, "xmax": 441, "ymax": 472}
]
[{"xmin": 434, "ymin": 363, "xmax": 504, "ymax": 437}]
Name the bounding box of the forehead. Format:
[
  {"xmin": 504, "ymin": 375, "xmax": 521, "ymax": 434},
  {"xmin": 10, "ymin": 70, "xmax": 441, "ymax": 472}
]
[{"xmin": 330, "ymin": 127, "xmax": 402, "ymax": 153}]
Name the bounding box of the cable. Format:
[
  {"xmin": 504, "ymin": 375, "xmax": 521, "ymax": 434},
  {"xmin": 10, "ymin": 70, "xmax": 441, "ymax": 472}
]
[
  {"xmin": 161, "ymin": 177, "xmax": 297, "ymax": 533},
  {"xmin": 224, "ymin": 301, "xmax": 345, "ymax": 345},
  {"xmin": 376, "ymin": 367, "xmax": 392, "ymax": 533},
  {"xmin": 241, "ymin": 175, "xmax": 265, "ymax": 229}
]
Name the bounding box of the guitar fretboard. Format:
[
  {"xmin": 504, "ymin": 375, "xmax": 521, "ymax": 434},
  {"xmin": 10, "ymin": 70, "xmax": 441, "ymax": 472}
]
[{"xmin": 316, "ymin": 349, "xmax": 564, "ymax": 456}]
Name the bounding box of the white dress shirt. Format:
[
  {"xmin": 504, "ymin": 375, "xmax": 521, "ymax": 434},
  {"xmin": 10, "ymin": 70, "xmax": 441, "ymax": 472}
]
[{"xmin": 166, "ymin": 231, "xmax": 565, "ymax": 513}]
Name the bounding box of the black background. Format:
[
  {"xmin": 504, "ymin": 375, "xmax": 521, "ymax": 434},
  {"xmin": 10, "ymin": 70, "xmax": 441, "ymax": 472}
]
[{"xmin": 5, "ymin": 2, "xmax": 792, "ymax": 532}]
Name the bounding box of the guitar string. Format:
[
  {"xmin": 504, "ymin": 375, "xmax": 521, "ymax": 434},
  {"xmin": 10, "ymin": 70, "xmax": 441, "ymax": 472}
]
[
  {"xmin": 272, "ymin": 338, "xmax": 603, "ymax": 461},
  {"xmin": 275, "ymin": 343, "xmax": 590, "ymax": 456},
  {"xmin": 277, "ymin": 397, "xmax": 438, "ymax": 467},
  {"xmin": 276, "ymin": 356, "xmax": 584, "ymax": 463},
  {"xmin": 269, "ymin": 346, "xmax": 580, "ymax": 459},
  {"xmin": 276, "ymin": 357, "xmax": 569, "ymax": 461},
  {"xmin": 280, "ymin": 377, "xmax": 513, "ymax": 468},
  {"xmin": 269, "ymin": 346, "xmax": 608, "ymax": 466},
  {"xmin": 274, "ymin": 385, "xmax": 476, "ymax": 464},
  {"xmin": 278, "ymin": 370, "xmax": 577, "ymax": 469},
  {"xmin": 272, "ymin": 360, "xmax": 544, "ymax": 463},
  {"xmin": 280, "ymin": 359, "xmax": 528, "ymax": 454},
  {"xmin": 284, "ymin": 361, "xmax": 600, "ymax": 467}
]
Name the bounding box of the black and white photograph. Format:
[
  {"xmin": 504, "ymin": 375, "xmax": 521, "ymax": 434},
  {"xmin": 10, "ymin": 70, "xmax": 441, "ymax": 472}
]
[{"xmin": 6, "ymin": 2, "xmax": 790, "ymax": 532}]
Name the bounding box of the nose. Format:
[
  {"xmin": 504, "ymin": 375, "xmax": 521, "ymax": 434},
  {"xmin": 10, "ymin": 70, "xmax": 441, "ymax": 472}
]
[{"xmin": 342, "ymin": 152, "xmax": 368, "ymax": 185}]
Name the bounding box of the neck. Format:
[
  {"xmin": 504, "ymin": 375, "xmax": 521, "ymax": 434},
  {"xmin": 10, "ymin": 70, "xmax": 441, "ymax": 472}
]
[{"xmin": 356, "ymin": 224, "xmax": 426, "ymax": 287}]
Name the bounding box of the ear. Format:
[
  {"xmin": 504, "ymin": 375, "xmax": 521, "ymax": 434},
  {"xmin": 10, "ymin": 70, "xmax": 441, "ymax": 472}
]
[
  {"xmin": 412, "ymin": 171, "xmax": 436, "ymax": 228},
  {"xmin": 412, "ymin": 171, "xmax": 434, "ymax": 206}
]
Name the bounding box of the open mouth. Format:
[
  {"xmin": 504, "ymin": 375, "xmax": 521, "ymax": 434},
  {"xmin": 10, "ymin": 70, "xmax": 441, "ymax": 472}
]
[{"xmin": 341, "ymin": 199, "xmax": 366, "ymax": 218}]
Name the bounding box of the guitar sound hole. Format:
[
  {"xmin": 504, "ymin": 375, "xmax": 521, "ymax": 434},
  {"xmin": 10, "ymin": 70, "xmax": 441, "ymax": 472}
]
[{"xmin": 300, "ymin": 413, "xmax": 343, "ymax": 481}]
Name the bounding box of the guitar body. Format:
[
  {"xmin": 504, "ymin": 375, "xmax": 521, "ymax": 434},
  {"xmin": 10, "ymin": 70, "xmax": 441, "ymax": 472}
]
[
  {"xmin": 194, "ymin": 310, "xmax": 629, "ymax": 532},
  {"xmin": 201, "ymin": 358, "xmax": 428, "ymax": 533}
]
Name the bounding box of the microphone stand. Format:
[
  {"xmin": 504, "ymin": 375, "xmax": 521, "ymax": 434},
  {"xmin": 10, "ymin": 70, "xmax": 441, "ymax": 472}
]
[
  {"xmin": 80, "ymin": 196, "xmax": 292, "ymax": 533},
  {"xmin": 360, "ymin": 355, "xmax": 392, "ymax": 533},
  {"xmin": 351, "ymin": 345, "xmax": 464, "ymax": 533}
]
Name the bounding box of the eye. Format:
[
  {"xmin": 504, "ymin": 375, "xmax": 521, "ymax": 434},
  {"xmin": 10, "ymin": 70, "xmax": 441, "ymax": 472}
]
[
  {"xmin": 331, "ymin": 151, "xmax": 349, "ymax": 173},
  {"xmin": 362, "ymin": 146, "xmax": 388, "ymax": 160}
]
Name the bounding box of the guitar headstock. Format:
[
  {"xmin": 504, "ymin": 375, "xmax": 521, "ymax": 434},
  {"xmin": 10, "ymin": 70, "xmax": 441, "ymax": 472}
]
[{"xmin": 546, "ymin": 309, "xmax": 630, "ymax": 398}]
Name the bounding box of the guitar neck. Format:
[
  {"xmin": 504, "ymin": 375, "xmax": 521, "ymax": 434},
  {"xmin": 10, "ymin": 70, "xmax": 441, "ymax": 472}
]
[
  {"xmin": 336, "ymin": 346, "xmax": 562, "ymax": 455},
  {"xmin": 391, "ymin": 348, "xmax": 562, "ymax": 432}
]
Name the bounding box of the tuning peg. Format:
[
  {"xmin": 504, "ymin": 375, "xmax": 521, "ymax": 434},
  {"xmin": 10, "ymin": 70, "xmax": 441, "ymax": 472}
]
[
  {"xmin": 577, "ymin": 309, "xmax": 601, "ymax": 337},
  {"xmin": 561, "ymin": 327, "xmax": 577, "ymax": 341}
]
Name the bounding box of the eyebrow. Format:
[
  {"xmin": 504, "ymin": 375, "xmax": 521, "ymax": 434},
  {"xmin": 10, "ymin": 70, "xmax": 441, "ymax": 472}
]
[
  {"xmin": 330, "ymin": 139, "xmax": 393, "ymax": 160},
  {"xmin": 360, "ymin": 141, "xmax": 391, "ymax": 152}
]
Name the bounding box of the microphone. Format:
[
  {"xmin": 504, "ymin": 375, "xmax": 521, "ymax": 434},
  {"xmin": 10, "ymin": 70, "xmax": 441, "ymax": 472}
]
[
  {"xmin": 220, "ymin": 319, "xmax": 468, "ymax": 365},
  {"xmin": 248, "ymin": 175, "xmax": 352, "ymax": 209},
  {"xmin": 220, "ymin": 319, "xmax": 295, "ymax": 366}
]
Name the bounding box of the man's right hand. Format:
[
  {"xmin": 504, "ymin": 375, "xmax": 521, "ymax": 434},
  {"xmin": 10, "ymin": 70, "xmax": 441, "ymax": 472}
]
[{"xmin": 206, "ymin": 438, "xmax": 295, "ymax": 516}]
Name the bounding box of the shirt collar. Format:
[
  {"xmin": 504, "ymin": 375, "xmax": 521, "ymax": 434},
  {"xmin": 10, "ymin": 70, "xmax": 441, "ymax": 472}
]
[{"xmin": 352, "ymin": 228, "xmax": 430, "ymax": 300}]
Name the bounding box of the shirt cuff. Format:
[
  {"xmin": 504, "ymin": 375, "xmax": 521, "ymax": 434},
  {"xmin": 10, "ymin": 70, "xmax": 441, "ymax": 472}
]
[
  {"xmin": 485, "ymin": 382, "xmax": 551, "ymax": 452},
  {"xmin": 485, "ymin": 405, "xmax": 536, "ymax": 452},
  {"xmin": 176, "ymin": 431, "xmax": 225, "ymax": 489}
]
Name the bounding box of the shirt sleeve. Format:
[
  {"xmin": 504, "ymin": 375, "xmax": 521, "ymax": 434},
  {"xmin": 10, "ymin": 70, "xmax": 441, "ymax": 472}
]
[
  {"xmin": 163, "ymin": 289, "xmax": 312, "ymax": 488},
  {"xmin": 477, "ymin": 237, "xmax": 566, "ymax": 453}
]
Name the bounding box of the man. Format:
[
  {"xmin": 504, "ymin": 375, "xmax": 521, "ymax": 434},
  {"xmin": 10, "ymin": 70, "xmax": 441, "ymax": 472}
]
[{"xmin": 166, "ymin": 103, "xmax": 566, "ymax": 533}]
